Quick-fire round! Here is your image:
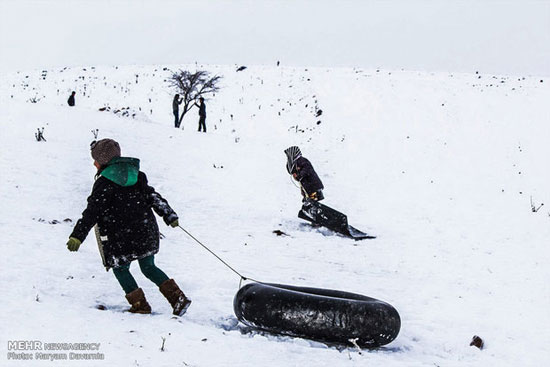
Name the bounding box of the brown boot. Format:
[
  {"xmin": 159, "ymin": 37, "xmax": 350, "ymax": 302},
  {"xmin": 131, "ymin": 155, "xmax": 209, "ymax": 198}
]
[
  {"xmin": 159, "ymin": 279, "xmax": 191, "ymax": 316},
  {"xmin": 125, "ymin": 288, "xmax": 152, "ymax": 314}
]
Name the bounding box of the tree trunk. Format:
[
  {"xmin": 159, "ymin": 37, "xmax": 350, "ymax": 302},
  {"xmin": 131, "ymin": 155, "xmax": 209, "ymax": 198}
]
[{"xmin": 178, "ymin": 103, "xmax": 196, "ymax": 126}]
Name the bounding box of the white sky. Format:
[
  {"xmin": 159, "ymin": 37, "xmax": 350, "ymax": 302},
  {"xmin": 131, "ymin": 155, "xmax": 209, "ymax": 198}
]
[{"xmin": 0, "ymin": 0, "xmax": 549, "ymax": 75}]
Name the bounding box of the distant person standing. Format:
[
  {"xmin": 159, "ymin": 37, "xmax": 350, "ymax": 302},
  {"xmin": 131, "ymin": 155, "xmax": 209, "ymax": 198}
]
[
  {"xmin": 67, "ymin": 91, "xmax": 76, "ymax": 106},
  {"xmin": 195, "ymin": 97, "xmax": 206, "ymax": 132},
  {"xmin": 172, "ymin": 94, "xmax": 183, "ymax": 128}
]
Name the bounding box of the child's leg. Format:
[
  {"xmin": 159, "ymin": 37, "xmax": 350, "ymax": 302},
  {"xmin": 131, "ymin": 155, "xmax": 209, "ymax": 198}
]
[
  {"xmin": 113, "ymin": 263, "xmax": 139, "ymax": 294},
  {"xmin": 114, "ymin": 263, "xmax": 151, "ymax": 313},
  {"xmin": 138, "ymin": 255, "xmax": 169, "ymax": 286},
  {"xmin": 139, "ymin": 256, "xmax": 190, "ymax": 316}
]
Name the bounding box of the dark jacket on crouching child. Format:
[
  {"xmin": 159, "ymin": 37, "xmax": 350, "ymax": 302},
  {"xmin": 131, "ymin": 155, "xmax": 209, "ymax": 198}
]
[
  {"xmin": 70, "ymin": 157, "xmax": 177, "ymax": 269},
  {"xmin": 284, "ymin": 146, "xmax": 324, "ymax": 201},
  {"xmin": 293, "ymin": 156, "xmax": 324, "ymax": 198}
]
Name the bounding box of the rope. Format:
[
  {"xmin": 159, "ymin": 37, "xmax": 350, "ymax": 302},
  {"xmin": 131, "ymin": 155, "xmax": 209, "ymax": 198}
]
[
  {"xmin": 177, "ymin": 225, "xmax": 262, "ymax": 285},
  {"xmin": 289, "ymin": 175, "xmax": 301, "ymax": 189},
  {"xmin": 290, "ymin": 175, "xmax": 310, "ymax": 198}
]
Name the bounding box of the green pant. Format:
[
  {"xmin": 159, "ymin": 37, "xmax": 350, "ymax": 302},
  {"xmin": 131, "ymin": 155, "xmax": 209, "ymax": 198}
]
[{"xmin": 113, "ymin": 255, "xmax": 169, "ymax": 294}]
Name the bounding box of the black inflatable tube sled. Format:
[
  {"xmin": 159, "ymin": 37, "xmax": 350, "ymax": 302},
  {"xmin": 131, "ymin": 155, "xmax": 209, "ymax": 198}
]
[{"xmin": 233, "ymin": 283, "xmax": 400, "ymax": 348}]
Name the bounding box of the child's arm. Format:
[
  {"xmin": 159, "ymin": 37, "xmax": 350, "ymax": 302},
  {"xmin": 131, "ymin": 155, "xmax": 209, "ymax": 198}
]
[
  {"xmin": 70, "ymin": 179, "xmax": 110, "ymax": 243},
  {"xmin": 142, "ymin": 173, "xmax": 179, "ymax": 226}
]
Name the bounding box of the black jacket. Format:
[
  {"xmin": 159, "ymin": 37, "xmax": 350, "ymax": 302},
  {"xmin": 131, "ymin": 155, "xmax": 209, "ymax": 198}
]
[
  {"xmin": 293, "ymin": 156, "xmax": 324, "ymax": 195},
  {"xmin": 173, "ymin": 97, "xmax": 182, "ymax": 113},
  {"xmin": 70, "ymin": 170, "xmax": 177, "ymax": 269},
  {"xmin": 67, "ymin": 94, "xmax": 75, "ymax": 106},
  {"xmin": 198, "ymin": 102, "xmax": 206, "ymax": 117}
]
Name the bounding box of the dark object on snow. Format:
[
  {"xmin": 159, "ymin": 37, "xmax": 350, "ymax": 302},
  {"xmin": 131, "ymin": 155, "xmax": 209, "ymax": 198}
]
[
  {"xmin": 315, "ymin": 109, "xmax": 323, "ymax": 117},
  {"xmin": 470, "ymin": 335, "xmax": 484, "ymax": 349},
  {"xmin": 234, "ymin": 282, "xmax": 400, "ymax": 348},
  {"xmin": 35, "ymin": 127, "xmax": 46, "ymax": 142},
  {"xmin": 284, "ymin": 146, "xmax": 324, "ymax": 201},
  {"xmin": 96, "ymin": 304, "xmax": 107, "ymax": 310},
  {"xmin": 67, "ymin": 91, "xmax": 75, "ymax": 106},
  {"xmin": 272, "ymin": 229, "xmax": 289, "ymax": 237},
  {"xmin": 298, "ymin": 199, "xmax": 375, "ymax": 240},
  {"xmin": 236, "ymin": 66, "xmax": 247, "ymax": 72}
]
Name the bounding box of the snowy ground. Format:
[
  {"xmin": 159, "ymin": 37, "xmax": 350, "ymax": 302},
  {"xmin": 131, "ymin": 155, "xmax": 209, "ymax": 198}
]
[{"xmin": 0, "ymin": 64, "xmax": 549, "ymax": 366}]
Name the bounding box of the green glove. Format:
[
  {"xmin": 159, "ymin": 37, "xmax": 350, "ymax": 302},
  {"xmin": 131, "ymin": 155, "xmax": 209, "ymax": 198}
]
[
  {"xmin": 170, "ymin": 219, "xmax": 179, "ymax": 228},
  {"xmin": 67, "ymin": 237, "xmax": 82, "ymax": 252}
]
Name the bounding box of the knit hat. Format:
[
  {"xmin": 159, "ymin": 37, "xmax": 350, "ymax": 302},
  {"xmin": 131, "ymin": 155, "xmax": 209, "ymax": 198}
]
[
  {"xmin": 90, "ymin": 138, "xmax": 121, "ymax": 166},
  {"xmin": 284, "ymin": 146, "xmax": 302, "ymax": 174}
]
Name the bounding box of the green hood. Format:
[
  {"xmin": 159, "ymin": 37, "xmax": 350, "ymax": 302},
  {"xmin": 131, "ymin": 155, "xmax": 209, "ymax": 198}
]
[{"xmin": 100, "ymin": 157, "xmax": 140, "ymax": 186}]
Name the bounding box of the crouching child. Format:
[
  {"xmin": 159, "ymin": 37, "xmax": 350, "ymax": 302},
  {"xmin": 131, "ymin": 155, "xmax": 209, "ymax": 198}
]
[
  {"xmin": 66, "ymin": 138, "xmax": 191, "ymax": 315},
  {"xmin": 284, "ymin": 146, "xmax": 324, "ymax": 201}
]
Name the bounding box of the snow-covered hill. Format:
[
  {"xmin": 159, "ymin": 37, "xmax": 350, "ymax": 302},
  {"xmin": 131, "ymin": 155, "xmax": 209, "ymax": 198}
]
[{"xmin": 1, "ymin": 64, "xmax": 549, "ymax": 366}]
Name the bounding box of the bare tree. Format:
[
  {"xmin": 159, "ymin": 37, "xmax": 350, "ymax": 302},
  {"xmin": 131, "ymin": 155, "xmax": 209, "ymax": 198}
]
[{"xmin": 167, "ymin": 70, "xmax": 222, "ymax": 125}]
